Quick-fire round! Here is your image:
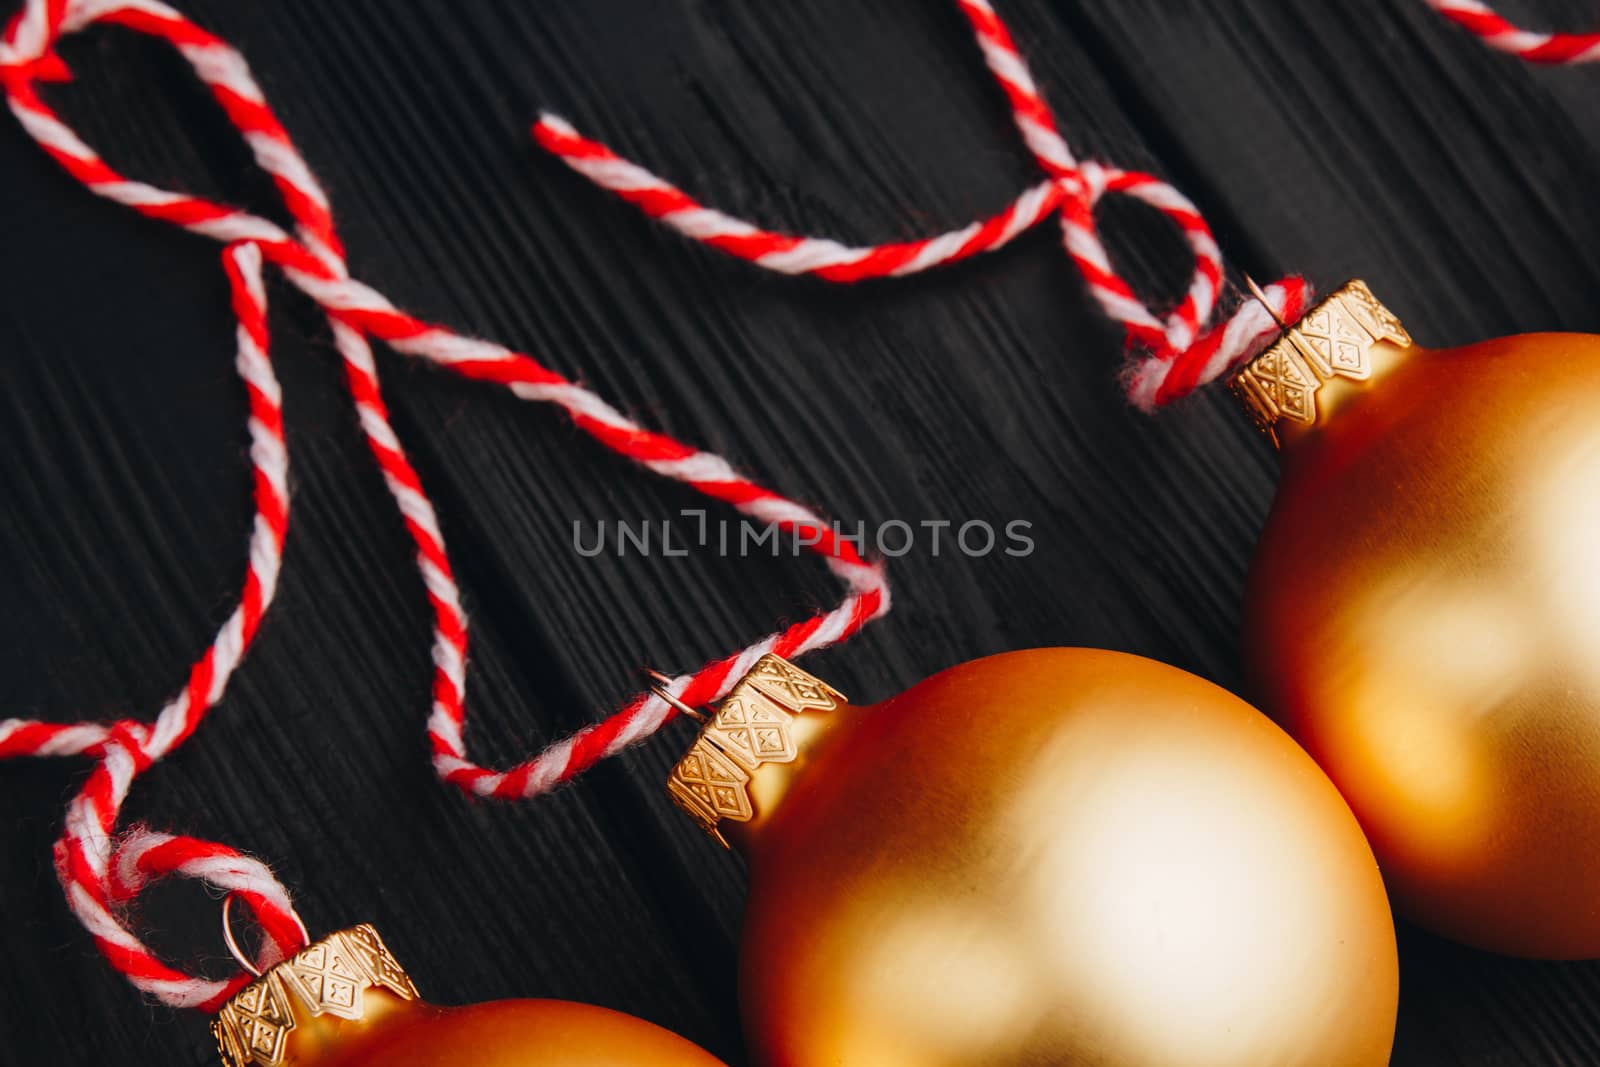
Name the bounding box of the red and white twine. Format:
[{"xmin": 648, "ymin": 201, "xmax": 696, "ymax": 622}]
[
  {"xmin": 533, "ymin": 0, "xmax": 1314, "ymax": 410},
  {"xmin": 0, "ymin": 0, "xmax": 1578, "ymax": 1014},
  {"xmin": 533, "ymin": 0, "xmax": 1600, "ymax": 392},
  {"xmin": 0, "ymin": 0, "xmax": 886, "ymax": 1007},
  {"xmin": 1423, "ymin": 0, "xmax": 1600, "ymax": 63},
  {"xmin": 0, "ymin": 240, "xmax": 303, "ymax": 1010}
]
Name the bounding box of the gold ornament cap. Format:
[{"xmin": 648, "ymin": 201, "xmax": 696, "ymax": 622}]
[
  {"xmin": 212, "ymin": 924, "xmax": 420, "ymax": 1067},
  {"xmin": 1229, "ymin": 279, "xmax": 1413, "ymax": 443},
  {"xmin": 665, "ymin": 654, "xmax": 845, "ymax": 848}
]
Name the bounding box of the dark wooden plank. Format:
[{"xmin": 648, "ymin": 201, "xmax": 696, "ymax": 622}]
[{"xmin": 3, "ymin": 1, "xmax": 1599, "ymax": 1064}]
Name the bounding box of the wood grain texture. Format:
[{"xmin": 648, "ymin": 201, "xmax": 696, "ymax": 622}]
[{"xmin": 4, "ymin": 0, "xmax": 1600, "ymax": 1063}]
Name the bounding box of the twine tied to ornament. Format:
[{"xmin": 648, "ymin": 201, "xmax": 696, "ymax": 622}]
[
  {"xmin": 0, "ymin": 0, "xmax": 887, "ymax": 1008},
  {"xmin": 532, "ymin": 0, "xmax": 1316, "ymax": 411},
  {"xmin": 532, "ymin": 0, "xmax": 1600, "ymax": 399}
]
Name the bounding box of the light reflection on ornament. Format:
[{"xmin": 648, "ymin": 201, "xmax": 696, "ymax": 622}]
[
  {"xmin": 1241, "ymin": 281, "xmax": 1600, "ymax": 957},
  {"xmin": 668, "ymin": 649, "xmax": 1398, "ymax": 1066}
]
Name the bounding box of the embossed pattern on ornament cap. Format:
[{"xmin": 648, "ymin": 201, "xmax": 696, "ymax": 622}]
[
  {"xmin": 666, "ymin": 655, "xmax": 844, "ymax": 847},
  {"xmin": 1230, "ymin": 279, "xmax": 1412, "ymax": 441},
  {"xmin": 211, "ymin": 924, "xmax": 419, "ymax": 1067}
]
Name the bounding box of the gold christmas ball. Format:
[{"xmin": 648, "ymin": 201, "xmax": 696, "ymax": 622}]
[
  {"xmin": 667, "ymin": 650, "xmax": 1397, "ymax": 1066},
  {"xmin": 211, "ymin": 925, "xmax": 725, "ymax": 1066},
  {"xmin": 1239, "ymin": 280, "xmax": 1600, "ymax": 958}
]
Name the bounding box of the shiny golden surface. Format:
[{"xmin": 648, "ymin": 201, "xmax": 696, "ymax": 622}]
[
  {"xmin": 1246, "ymin": 330, "xmax": 1600, "ymax": 958},
  {"xmin": 320, "ymin": 999, "xmax": 728, "ymax": 1067},
  {"xmin": 735, "ymin": 649, "xmax": 1397, "ymax": 1066},
  {"xmin": 212, "ymin": 925, "xmax": 724, "ymax": 1066}
]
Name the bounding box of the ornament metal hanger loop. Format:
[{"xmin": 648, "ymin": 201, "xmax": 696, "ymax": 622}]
[
  {"xmin": 644, "ymin": 668, "xmax": 709, "ymax": 724},
  {"xmin": 1244, "ymin": 273, "xmax": 1294, "ymax": 334},
  {"xmin": 221, "ymin": 892, "xmax": 310, "ymax": 978}
]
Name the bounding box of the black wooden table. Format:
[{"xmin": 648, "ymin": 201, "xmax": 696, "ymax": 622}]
[{"xmin": 7, "ymin": 1, "xmax": 1600, "ymax": 1063}]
